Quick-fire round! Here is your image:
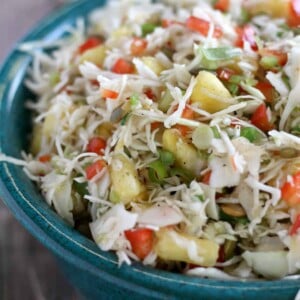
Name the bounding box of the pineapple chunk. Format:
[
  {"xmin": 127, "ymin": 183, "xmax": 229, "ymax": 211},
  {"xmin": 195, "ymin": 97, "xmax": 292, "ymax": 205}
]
[
  {"xmin": 162, "ymin": 129, "xmax": 202, "ymax": 175},
  {"xmin": 42, "ymin": 112, "xmax": 57, "ymax": 139},
  {"xmin": 155, "ymin": 228, "xmax": 219, "ymax": 267},
  {"xmin": 95, "ymin": 122, "xmax": 114, "ymax": 140},
  {"xmin": 190, "ymin": 71, "xmax": 234, "ymax": 113},
  {"xmin": 109, "ymin": 154, "xmax": 146, "ymax": 204},
  {"xmin": 141, "ymin": 57, "xmax": 165, "ymax": 75},
  {"xmin": 80, "ymin": 45, "xmax": 107, "ymax": 67},
  {"xmin": 112, "ymin": 26, "xmax": 133, "ymax": 38},
  {"xmin": 244, "ymin": 0, "xmax": 289, "ymax": 19}
]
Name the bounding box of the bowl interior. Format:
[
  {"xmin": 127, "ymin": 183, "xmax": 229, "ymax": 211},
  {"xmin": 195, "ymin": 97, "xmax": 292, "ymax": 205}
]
[{"xmin": 0, "ymin": 1, "xmax": 300, "ymax": 299}]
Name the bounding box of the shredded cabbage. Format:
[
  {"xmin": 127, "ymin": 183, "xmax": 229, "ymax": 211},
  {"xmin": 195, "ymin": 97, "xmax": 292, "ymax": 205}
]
[{"xmin": 2, "ymin": 0, "xmax": 300, "ymax": 280}]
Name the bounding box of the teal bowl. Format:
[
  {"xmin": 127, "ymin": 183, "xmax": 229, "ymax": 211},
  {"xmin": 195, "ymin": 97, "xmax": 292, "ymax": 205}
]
[{"xmin": 0, "ymin": 1, "xmax": 300, "ymax": 299}]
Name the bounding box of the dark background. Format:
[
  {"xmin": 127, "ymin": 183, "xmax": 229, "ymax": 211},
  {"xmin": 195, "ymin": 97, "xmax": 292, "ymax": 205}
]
[{"xmin": 0, "ymin": 1, "xmax": 82, "ymax": 299}]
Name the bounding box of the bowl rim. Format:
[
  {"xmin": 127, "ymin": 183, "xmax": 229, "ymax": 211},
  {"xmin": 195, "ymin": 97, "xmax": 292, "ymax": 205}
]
[{"xmin": 0, "ymin": 0, "xmax": 300, "ymax": 297}]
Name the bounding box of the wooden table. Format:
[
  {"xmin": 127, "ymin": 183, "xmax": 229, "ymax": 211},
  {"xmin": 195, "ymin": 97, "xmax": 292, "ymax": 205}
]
[{"xmin": 0, "ymin": 1, "xmax": 82, "ymax": 299}]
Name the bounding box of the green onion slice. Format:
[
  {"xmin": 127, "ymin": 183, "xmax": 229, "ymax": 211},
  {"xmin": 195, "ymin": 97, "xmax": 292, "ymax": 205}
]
[
  {"xmin": 159, "ymin": 150, "xmax": 175, "ymax": 166},
  {"xmin": 192, "ymin": 124, "xmax": 214, "ymax": 150},
  {"xmin": 240, "ymin": 127, "xmax": 261, "ymax": 143},
  {"xmin": 148, "ymin": 160, "xmax": 168, "ymax": 184}
]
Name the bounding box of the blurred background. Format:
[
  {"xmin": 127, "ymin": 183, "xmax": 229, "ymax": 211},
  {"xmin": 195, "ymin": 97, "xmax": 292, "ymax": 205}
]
[{"xmin": 0, "ymin": 0, "xmax": 81, "ymax": 299}]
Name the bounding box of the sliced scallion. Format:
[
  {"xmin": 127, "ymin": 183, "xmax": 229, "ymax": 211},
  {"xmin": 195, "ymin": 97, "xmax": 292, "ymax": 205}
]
[
  {"xmin": 291, "ymin": 125, "xmax": 300, "ymax": 136},
  {"xmin": 169, "ymin": 167, "xmax": 193, "ymax": 183},
  {"xmin": 141, "ymin": 23, "xmax": 157, "ymax": 37},
  {"xmin": 228, "ymin": 75, "xmax": 243, "ymax": 85},
  {"xmin": 259, "ymin": 56, "xmax": 279, "ymax": 70},
  {"xmin": 280, "ymin": 148, "xmax": 298, "ymax": 158},
  {"xmin": 201, "ymin": 47, "xmax": 242, "ymax": 61},
  {"xmin": 226, "ymin": 82, "xmax": 239, "ymax": 96},
  {"xmin": 130, "ymin": 93, "xmax": 139, "ymax": 107},
  {"xmin": 49, "ymin": 71, "xmax": 60, "ymax": 86},
  {"xmin": 148, "ymin": 160, "xmax": 168, "ymax": 184},
  {"xmin": 159, "ymin": 150, "xmax": 175, "ymax": 167},
  {"xmin": 73, "ymin": 181, "xmax": 88, "ymax": 197},
  {"xmin": 240, "ymin": 127, "xmax": 261, "ymax": 143},
  {"xmin": 192, "ymin": 124, "xmax": 214, "ymax": 150},
  {"xmin": 121, "ymin": 112, "xmax": 131, "ymax": 126},
  {"xmin": 158, "ymin": 89, "xmax": 174, "ymax": 113},
  {"xmin": 211, "ymin": 126, "xmax": 221, "ymax": 138}
]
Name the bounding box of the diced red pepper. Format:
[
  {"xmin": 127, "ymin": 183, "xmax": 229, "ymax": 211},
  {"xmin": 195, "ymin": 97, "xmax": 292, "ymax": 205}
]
[
  {"xmin": 217, "ymin": 245, "xmax": 225, "ymax": 263},
  {"xmin": 101, "ymin": 89, "xmax": 119, "ymax": 99},
  {"xmin": 281, "ymin": 172, "xmax": 300, "ymax": 207},
  {"xmin": 151, "ymin": 122, "xmax": 161, "ymax": 131},
  {"xmin": 112, "ymin": 58, "xmax": 135, "ymax": 74},
  {"xmin": 214, "ymin": 0, "xmax": 230, "ymax": 12},
  {"xmin": 38, "ymin": 154, "xmax": 51, "ymax": 163},
  {"xmin": 87, "ymin": 137, "xmax": 106, "ymax": 155},
  {"xmin": 235, "ymin": 25, "xmax": 258, "ymax": 51},
  {"xmin": 162, "ymin": 19, "xmax": 185, "ymax": 28},
  {"xmin": 290, "ymin": 214, "xmax": 300, "ymax": 235},
  {"xmin": 202, "ymin": 170, "xmax": 212, "ymax": 185},
  {"xmin": 251, "ymin": 104, "xmax": 273, "ymax": 132},
  {"xmin": 186, "ymin": 16, "xmax": 223, "ymax": 38},
  {"xmin": 144, "ymin": 88, "xmax": 156, "ymax": 101},
  {"xmin": 124, "ymin": 228, "xmax": 154, "ymax": 260},
  {"xmin": 175, "ymin": 106, "xmax": 195, "ymax": 136},
  {"xmin": 130, "ymin": 38, "xmax": 148, "ymax": 56},
  {"xmin": 255, "ymin": 82, "xmax": 276, "ymax": 103},
  {"xmin": 78, "ymin": 37, "xmax": 102, "ymax": 54},
  {"xmin": 90, "ymin": 79, "xmax": 100, "ymax": 86},
  {"xmin": 216, "ymin": 67, "xmax": 235, "ymax": 81},
  {"xmin": 86, "ymin": 160, "xmax": 106, "ymax": 180},
  {"xmin": 288, "ymin": 0, "xmax": 300, "ymax": 27}
]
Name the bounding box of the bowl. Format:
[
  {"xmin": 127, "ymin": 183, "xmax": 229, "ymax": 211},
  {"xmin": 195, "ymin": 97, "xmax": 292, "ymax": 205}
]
[{"xmin": 0, "ymin": 1, "xmax": 299, "ymax": 299}]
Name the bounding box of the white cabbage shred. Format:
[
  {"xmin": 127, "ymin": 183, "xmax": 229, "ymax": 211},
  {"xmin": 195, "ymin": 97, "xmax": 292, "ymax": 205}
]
[{"xmin": 2, "ymin": 0, "xmax": 300, "ymax": 280}]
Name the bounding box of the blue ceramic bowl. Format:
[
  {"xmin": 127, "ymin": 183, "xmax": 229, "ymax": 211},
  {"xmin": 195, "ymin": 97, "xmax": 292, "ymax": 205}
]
[{"xmin": 0, "ymin": 1, "xmax": 300, "ymax": 299}]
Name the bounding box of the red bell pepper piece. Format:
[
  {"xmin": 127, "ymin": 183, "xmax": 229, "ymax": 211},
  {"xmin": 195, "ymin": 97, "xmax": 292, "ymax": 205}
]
[
  {"xmin": 112, "ymin": 58, "xmax": 135, "ymax": 74},
  {"xmin": 78, "ymin": 37, "xmax": 102, "ymax": 54},
  {"xmin": 281, "ymin": 172, "xmax": 300, "ymax": 207},
  {"xmin": 87, "ymin": 137, "xmax": 106, "ymax": 155},
  {"xmin": 124, "ymin": 228, "xmax": 154, "ymax": 260},
  {"xmin": 186, "ymin": 16, "xmax": 223, "ymax": 38},
  {"xmin": 251, "ymin": 104, "xmax": 273, "ymax": 132},
  {"xmin": 86, "ymin": 160, "xmax": 106, "ymax": 180}
]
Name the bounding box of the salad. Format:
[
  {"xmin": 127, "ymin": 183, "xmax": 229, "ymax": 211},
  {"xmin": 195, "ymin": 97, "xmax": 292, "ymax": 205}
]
[{"xmin": 2, "ymin": 0, "xmax": 300, "ymax": 280}]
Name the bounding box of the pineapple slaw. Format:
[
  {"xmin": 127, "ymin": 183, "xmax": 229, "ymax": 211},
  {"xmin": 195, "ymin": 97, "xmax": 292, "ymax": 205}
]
[{"xmin": 2, "ymin": 0, "xmax": 300, "ymax": 280}]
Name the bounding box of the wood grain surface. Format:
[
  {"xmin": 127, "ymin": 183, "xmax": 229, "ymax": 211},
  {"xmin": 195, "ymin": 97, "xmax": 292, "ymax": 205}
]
[{"xmin": 0, "ymin": 1, "xmax": 82, "ymax": 299}]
